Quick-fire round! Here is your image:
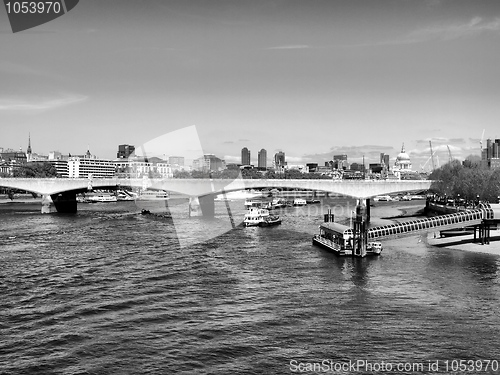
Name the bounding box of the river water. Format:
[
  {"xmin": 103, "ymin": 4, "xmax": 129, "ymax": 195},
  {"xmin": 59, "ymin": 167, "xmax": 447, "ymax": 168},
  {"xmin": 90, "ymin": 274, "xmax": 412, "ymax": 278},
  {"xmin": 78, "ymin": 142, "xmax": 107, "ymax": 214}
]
[{"xmin": 1, "ymin": 197, "xmax": 500, "ymax": 374}]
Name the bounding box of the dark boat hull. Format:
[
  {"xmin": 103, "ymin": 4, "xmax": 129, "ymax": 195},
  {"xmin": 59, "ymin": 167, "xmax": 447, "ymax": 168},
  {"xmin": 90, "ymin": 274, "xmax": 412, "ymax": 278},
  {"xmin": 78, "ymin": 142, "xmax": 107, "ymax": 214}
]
[{"xmin": 259, "ymin": 218, "xmax": 282, "ymax": 227}]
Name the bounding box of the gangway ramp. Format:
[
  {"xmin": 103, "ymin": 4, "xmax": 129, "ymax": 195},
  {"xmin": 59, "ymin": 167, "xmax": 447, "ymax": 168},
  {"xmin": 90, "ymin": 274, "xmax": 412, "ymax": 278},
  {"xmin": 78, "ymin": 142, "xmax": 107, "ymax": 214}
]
[{"xmin": 367, "ymin": 204, "xmax": 499, "ymax": 241}]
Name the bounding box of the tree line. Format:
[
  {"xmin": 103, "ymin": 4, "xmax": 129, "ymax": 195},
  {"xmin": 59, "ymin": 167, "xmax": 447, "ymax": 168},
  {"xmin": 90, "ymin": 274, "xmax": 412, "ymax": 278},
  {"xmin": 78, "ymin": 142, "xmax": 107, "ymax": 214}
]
[
  {"xmin": 173, "ymin": 168, "xmax": 333, "ymax": 180},
  {"xmin": 429, "ymin": 156, "xmax": 500, "ymax": 202}
]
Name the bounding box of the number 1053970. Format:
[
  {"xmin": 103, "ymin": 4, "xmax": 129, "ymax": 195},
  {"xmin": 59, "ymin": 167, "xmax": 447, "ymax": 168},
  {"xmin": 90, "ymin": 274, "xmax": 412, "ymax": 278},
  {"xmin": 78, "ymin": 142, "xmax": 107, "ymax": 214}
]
[
  {"xmin": 443, "ymin": 360, "xmax": 499, "ymax": 372},
  {"xmin": 5, "ymin": 1, "xmax": 62, "ymax": 14}
]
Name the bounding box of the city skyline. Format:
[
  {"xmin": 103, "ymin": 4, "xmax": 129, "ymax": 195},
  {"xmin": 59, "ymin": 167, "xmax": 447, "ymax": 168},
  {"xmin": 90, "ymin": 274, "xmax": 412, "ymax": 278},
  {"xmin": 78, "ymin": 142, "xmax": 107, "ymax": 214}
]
[
  {"xmin": 1, "ymin": 1, "xmax": 500, "ymax": 169},
  {"xmin": 0, "ymin": 132, "xmax": 496, "ymax": 172}
]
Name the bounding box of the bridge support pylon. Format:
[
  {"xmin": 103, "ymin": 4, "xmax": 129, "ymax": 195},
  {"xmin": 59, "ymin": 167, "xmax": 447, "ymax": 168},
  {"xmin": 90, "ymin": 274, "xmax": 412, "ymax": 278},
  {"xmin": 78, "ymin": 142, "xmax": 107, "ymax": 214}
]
[
  {"xmin": 41, "ymin": 194, "xmax": 55, "ymax": 214},
  {"xmin": 353, "ymin": 201, "xmax": 368, "ymax": 257},
  {"xmin": 189, "ymin": 195, "xmax": 215, "ymax": 218},
  {"xmin": 41, "ymin": 192, "xmax": 77, "ymax": 213}
]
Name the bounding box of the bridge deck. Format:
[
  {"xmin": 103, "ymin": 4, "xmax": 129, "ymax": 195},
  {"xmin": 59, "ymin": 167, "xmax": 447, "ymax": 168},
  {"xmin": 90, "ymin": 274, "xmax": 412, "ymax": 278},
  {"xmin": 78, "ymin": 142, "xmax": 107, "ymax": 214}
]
[{"xmin": 367, "ymin": 204, "xmax": 499, "ymax": 240}]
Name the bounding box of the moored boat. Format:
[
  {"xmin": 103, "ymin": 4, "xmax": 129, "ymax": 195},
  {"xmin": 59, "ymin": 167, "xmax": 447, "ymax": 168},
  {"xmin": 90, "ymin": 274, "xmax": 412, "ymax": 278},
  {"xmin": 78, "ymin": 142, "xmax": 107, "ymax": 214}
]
[
  {"xmin": 312, "ymin": 222, "xmax": 382, "ymax": 256},
  {"xmin": 244, "ymin": 207, "xmax": 272, "ymax": 227},
  {"xmin": 259, "ymin": 215, "xmax": 282, "ymax": 227},
  {"xmin": 271, "ymin": 198, "xmax": 290, "ymax": 209},
  {"xmin": 136, "ymin": 190, "xmax": 170, "ymax": 201},
  {"xmin": 306, "ymin": 199, "xmax": 320, "ymax": 204},
  {"xmin": 293, "ymin": 198, "xmax": 307, "ymax": 206},
  {"xmin": 244, "ymin": 199, "xmax": 272, "ymax": 209},
  {"xmin": 86, "ymin": 193, "xmax": 118, "ymax": 203},
  {"xmin": 373, "ymin": 195, "xmax": 392, "ymax": 202}
]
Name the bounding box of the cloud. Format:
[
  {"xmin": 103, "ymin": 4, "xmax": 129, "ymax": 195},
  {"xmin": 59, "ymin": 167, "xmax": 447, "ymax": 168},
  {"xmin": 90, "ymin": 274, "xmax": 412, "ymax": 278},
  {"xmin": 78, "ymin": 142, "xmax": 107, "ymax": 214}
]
[
  {"xmin": 285, "ymin": 156, "xmax": 304, "ymax": 163},
  {"xmin": 223, "ymin": 155, "xmax": 241, "ymax": 163},
  {"xmin": 409, "ymin": 17, "xmax": 500, "ymax": 41},
  {"xmin": 415, "ymin": 137, "xmax": 463, "ymax": 144},
  {"xmin": 449, "ymin": 138, "xmax": 466, "ymax": 144},
  {"xmin": 0, "ymin": 94, "xmax": 88, "ymax": 111},
  {"xmin": 421, "ymin": 17, "xmax": 499, "ymax": 40},
  {"xmin": 223, "ymin": 141, "xmax": 234, "ymax": 144},
  {"xmin": 380, "ymin": 17, "xmax": 500, "ymax": 46}
]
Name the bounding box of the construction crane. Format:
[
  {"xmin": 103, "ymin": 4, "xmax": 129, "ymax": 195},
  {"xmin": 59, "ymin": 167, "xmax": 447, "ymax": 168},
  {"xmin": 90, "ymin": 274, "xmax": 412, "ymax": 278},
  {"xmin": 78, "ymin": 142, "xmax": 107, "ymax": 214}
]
[
  {"xmin": 480, "ymin": 129, "xmax": 485, "ymax": 152},
  {"xmin": 429, "ymin": 140, "xmax": 436, "ymax": 171},
  {"xmin": 447, "ymin": 145, "xmax": 452, "ymax": 163},
  {"xmin": 420, "ymin": 151, "xmax": 437, "ymax": 172}
]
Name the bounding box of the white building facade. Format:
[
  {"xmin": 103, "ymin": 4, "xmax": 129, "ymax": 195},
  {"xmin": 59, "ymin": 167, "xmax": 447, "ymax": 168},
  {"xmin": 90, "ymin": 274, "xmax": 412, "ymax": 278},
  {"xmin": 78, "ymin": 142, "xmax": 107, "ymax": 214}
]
[{"xmin": 68, "ymin": 157, "xmax": 116, "ymax": 178}]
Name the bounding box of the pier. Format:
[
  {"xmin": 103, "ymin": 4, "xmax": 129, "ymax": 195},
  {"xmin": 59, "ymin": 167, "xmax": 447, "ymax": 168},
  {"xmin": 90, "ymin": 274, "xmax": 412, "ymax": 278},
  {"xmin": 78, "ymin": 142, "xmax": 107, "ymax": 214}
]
[{"xmin": 366, "ymin": 203, "xmax": 500, "ymax": 248}]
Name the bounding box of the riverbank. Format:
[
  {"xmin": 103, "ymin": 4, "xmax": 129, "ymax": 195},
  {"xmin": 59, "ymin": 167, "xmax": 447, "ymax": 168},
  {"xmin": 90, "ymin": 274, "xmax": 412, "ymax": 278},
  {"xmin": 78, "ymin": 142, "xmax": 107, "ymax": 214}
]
[
  {"xmin": 0, "ymin": 194, "xmax": 41, "ymax": 204},
  {"xmin": 426, "ymin": 230, "xmax": 500, "ymax": 255}
]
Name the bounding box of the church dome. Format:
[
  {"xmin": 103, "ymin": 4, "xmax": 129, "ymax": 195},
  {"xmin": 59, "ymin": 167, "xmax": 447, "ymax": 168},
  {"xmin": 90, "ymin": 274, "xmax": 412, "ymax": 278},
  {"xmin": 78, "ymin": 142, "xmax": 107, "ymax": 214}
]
[
  {"xmin": 396, "ymin": 144, "xmax": 410, "ymax": 161},
  {"xmin": 394, "ymin": 143, "xmax": 412, "ymax": 171},
  {"xmin": 397, "ymin": 151, "xmax": 411, "ymax": 161}
]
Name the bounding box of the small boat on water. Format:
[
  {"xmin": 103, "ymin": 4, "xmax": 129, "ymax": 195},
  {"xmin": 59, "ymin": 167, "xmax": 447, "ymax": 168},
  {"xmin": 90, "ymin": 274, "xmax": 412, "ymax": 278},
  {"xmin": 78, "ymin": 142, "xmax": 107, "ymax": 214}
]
[
  {"xmin": 259, "ymin": 215, "xmax": 282, "ymax": 227},
  {"xmin": 271, "ymin": 198, "xmax": 290, "ymax": 209},
  {"xmin": 373, "ymin": 195, "xmax": 392, "ymax": 202},
  {"xmin": 293, "ymin": 198, "xmax": 307, "ymax": 206},
  {"xmin": 306, "ymin": 199, "xmax": 320, "ymax": 204}
]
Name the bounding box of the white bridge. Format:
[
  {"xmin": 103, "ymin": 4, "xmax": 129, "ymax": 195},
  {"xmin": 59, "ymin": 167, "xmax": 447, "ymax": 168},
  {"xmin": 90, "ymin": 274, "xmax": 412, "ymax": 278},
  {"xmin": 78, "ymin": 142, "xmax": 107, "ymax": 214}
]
[{"xmin": 0, "ymin": 177, "xmax": 433, "ymax": 214}]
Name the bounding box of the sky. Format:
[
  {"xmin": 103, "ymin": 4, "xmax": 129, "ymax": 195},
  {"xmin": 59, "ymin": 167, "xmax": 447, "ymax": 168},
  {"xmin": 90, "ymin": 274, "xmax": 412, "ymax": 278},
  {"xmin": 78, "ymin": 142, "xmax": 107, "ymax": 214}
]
[{"xmin": 1, "ymin": 0, "xmax": 500, "ymax": 170}]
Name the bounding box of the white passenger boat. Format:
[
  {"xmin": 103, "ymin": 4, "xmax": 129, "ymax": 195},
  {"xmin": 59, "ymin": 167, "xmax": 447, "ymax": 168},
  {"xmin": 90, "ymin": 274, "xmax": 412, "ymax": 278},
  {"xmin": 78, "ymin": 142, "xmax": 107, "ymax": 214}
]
[
  {"xmin": 86, "ymin": 193, "xmax": 118, "ymax": 203},
  {"xmin": 243, "ymin": 207, "xmax": 266, "ymax": 226},
  {"xmin": 243, "ymin": 207, "xmax": 282, "ymax": 227},
  {"xmin": 293, "ymin": 198, "xmax": 307, "ymax": 206},
  {"xmin": 373, "ymin": 195, "xmax": 392, "ymax": 202},
  {"xmin": 136, "ymin": 190, "xmax": 170, "ymax": 201},
  {"xmin": 244, "ymin": 199, "xmax": 272, "ymax": 209}
]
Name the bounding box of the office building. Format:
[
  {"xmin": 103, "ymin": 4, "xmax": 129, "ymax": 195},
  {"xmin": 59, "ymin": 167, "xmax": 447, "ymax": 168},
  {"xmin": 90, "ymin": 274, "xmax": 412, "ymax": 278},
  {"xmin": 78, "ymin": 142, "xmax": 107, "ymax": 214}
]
[
  {"xmin": 258, "ymin": 149, "xmax": 267, "ymax": 169},
  {"xmin": 333, "ymin": 154, "xmax": 349, "ymax": 170},
  {"xmin": 117, "ymin": 144, "xmax": 135, "ymax": 159},
  {"xmin": 67, "ymin": 157, "xmax": 116, "ymax": 178},
  {"xmin": 380, "ymin": 153, "xmax": 390, "ymax": 168},
  {"xmin": 274, "ymin": 151, "xmax": 285, "ymax": 167},
  {"xmin": 241, "ymin": 147, "xmax": 251, "ymax": 166},
  {"xmin": 193, "ymin": 154, "xmax": 226, "ymax": 172},
  {"xmin": 168, "ymin": 156, "xmax": 184, "ymax": 166},
  {"xmin": 482, "ymin": 139, "xmax": 500, "ymax": 169}
]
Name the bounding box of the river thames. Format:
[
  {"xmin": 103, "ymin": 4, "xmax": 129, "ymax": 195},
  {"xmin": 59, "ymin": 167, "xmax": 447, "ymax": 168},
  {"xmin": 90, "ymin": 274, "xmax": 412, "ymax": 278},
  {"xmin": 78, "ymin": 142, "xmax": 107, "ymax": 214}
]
[{"xmin": 1, "ymin": 197, "xmax": 500, "ymax": 374}]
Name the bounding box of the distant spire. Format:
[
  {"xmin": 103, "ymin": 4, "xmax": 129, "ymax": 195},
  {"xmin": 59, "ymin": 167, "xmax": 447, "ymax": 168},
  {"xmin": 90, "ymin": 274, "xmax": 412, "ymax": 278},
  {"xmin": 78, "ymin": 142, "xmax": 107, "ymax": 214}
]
[
  {"xmin": 27, "ymin": 133, "xmax": 32, "ymax": 154},
  {"xmin": 401, "ymin": 143, "xmax": 405, "ymax": 153}
]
